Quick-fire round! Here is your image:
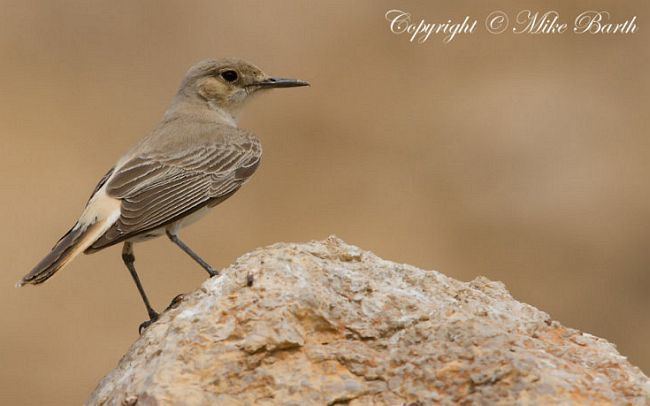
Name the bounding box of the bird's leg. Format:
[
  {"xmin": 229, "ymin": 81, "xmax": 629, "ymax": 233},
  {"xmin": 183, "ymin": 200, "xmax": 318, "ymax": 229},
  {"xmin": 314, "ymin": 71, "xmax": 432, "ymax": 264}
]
[
  {"xmin": 165, "ymin": 230, "xmax": 218, "ymax": 277},
  {"xmin": 121, "ymin": 242, "xmax": 159, "ymax": 333}
]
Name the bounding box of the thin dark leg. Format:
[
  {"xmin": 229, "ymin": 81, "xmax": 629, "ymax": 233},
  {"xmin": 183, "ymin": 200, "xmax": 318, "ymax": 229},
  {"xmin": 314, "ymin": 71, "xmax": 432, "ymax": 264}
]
[
  {"xmin": 122, "ymin": 242, "xmax": 159, "ymax": 332},
  {"xmin": 166, "ymin": 230, "xmax": 218, "ymax": 277}
]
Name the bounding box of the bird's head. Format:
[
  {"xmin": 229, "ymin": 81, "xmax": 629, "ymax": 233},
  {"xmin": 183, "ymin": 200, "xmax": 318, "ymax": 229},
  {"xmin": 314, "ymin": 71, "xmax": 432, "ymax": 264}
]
[{"xmin": 175, "ymin": 58, "xmax": 308, "ymax": 121}]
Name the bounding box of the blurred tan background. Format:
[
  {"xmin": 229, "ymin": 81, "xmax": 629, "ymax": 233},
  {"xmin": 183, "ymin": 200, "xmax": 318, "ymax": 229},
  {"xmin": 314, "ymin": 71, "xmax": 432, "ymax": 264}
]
[{"xmin": 1, "ymin": 1, "xmax": 648, "ymax": 404}]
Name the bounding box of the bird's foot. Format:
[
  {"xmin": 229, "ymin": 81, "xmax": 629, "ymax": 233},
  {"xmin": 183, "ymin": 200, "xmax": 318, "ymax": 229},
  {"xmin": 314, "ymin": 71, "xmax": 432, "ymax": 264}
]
[
  {"xmin": 138, "ymin": 312, "xmax": 160, "ymax": 335},
  {"xmin": 206, "ymin": 266, "xmax": 219, "ymax": 278}
]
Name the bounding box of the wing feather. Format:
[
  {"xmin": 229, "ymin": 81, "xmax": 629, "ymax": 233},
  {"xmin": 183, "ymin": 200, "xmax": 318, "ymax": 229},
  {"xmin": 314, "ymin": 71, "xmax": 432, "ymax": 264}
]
[{"xmin": 87, "ymin": 129, "xmax": 261, "ymax": 250}]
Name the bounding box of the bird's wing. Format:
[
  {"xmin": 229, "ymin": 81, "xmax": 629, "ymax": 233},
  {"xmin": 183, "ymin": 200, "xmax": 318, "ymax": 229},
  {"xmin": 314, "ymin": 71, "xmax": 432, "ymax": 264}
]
[{"xmin": 87, "ymin": 132, "xmax": 261, "ymax": 250}]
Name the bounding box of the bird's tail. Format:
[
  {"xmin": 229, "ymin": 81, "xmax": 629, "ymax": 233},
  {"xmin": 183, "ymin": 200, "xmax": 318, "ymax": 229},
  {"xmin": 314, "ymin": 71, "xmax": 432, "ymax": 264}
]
[{"xmin": 17, "ymin": 220, "xmax": 105, "ymax": 287}]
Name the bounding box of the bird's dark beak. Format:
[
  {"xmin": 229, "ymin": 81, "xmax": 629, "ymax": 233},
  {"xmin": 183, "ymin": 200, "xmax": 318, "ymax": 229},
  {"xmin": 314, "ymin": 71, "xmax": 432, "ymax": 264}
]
[{"xmin": 252, "ymin": 77, "xmax": 310, "ymax": 89}]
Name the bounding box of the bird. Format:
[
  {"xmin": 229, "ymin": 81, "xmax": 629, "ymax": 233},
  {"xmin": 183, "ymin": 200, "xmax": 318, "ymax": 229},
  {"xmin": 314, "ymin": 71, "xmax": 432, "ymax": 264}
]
[{"xmin": 17, "ymin": 58, "xmax": 309, "ymax": 331}]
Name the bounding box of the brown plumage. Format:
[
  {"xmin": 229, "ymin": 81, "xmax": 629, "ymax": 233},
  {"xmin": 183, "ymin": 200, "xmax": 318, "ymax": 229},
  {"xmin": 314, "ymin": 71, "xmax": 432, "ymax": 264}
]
[
  {"xmin": 89, "ymin": 126, "xmax": 261, "ymax": 250},
  {"xmin": 18, "ymin": 58, "xmax": 308, "ymax": 329}
]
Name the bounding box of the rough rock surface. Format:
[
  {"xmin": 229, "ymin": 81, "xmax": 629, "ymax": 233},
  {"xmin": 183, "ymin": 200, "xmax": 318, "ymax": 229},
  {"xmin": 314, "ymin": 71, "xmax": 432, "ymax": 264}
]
[{"xmin": 88, "ymin": 237, "xmax": 650, "ymax": 405}]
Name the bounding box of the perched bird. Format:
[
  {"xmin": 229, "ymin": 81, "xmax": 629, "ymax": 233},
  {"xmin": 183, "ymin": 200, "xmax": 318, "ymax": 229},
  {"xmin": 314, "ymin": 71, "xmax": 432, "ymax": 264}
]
[{"xmin": 17, "ymin": 58, "xmax": 308, "ymax": 330}]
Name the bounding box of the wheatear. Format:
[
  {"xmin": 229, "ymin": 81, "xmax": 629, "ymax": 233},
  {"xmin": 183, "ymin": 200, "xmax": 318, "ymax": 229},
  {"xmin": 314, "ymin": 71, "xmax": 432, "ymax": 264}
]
[{"xmin": 18, "ymin": 58, "xmax": 308, "ymax": 330}]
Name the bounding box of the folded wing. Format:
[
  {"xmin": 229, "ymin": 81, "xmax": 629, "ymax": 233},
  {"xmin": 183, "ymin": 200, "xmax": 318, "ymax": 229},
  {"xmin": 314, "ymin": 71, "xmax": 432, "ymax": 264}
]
[{"xmin": 87, "ymin": 131, "xmax": 261, "ymax": 251}]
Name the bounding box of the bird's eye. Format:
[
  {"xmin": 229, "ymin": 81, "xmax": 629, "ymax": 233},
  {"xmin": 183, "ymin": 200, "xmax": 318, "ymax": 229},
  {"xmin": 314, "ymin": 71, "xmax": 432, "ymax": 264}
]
[{"xmin": 220, "ymin": 70, "xmax": 238, "ymax": 82}]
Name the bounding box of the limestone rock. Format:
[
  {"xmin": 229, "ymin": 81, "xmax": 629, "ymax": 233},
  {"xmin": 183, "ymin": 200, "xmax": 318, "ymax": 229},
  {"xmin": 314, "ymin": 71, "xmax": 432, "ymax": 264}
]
[{"xmin": 87, "ymin": 237, "xmax": 650, "ymax": 405}]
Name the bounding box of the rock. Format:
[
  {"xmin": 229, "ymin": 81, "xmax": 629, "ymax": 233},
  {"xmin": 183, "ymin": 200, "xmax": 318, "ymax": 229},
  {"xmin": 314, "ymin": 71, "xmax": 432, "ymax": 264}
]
[{"xmin": 87, "ymin": 237, "xmax": 650, "ymax": 405}]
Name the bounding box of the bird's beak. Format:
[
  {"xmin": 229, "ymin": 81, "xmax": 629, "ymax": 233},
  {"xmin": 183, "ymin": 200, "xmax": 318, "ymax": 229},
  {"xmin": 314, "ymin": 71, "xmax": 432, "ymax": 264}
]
[{"xmin": 251, "ymin": 77, "xmax": 310, "ymax": 89}]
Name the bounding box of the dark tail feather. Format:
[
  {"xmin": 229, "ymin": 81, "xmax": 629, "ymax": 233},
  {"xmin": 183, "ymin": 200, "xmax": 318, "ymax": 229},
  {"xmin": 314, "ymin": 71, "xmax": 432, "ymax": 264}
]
[{"xmin": 17, "ymin": 223, "xmax": 90, "ymax": 286}]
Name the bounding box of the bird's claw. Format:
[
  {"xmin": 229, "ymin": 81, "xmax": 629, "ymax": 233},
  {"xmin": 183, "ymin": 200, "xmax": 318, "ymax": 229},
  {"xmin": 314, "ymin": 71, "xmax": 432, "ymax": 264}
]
[{"xmin": 138, "ymin": 313, "xmax": 159, "ymax": 335}]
